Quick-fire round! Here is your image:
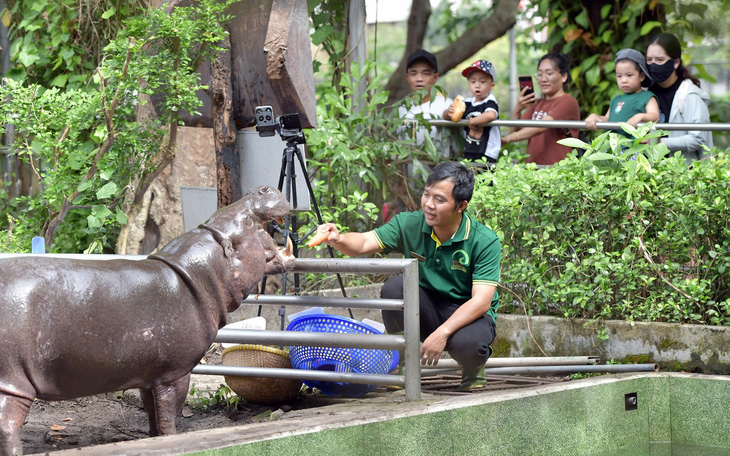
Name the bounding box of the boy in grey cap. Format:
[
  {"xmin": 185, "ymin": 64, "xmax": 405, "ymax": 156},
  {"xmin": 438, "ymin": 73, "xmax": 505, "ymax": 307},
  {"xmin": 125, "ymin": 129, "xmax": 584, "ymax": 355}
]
[{"xmin": 585, "ymin": 48, "xmax": 660, "ymax": 138}]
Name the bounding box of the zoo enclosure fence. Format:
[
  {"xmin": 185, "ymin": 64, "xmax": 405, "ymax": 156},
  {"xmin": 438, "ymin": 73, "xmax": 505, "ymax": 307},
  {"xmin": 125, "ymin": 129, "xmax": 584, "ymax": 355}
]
[{"xmin": 0, "ymin": 254, "xmax": 422, "ymax": 402}]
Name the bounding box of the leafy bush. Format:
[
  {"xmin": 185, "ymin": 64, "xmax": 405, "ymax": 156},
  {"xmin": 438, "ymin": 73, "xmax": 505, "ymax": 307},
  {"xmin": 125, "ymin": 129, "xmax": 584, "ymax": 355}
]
[
  {"xmin": 0, "ymin": 0, "xmax": 233, "ymax": 253},
  {"xmin": 471, "ymin": 123, "xmax": 730, "ymax": 326},
  {"xmin": 304, "ymin": 62, "xmax": 449, "ymax": 236}
]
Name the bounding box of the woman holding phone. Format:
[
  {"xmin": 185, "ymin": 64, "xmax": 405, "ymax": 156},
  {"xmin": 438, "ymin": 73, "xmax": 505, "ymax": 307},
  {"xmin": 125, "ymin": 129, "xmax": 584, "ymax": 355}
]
[{"xmin": 502, "ymin": 52, "xmax": 580, "ymax": 166}]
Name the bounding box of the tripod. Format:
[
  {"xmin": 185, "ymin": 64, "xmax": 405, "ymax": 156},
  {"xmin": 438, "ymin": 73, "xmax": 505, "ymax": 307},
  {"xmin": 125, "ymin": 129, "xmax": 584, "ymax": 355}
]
[{"xmin": 258, "ymin": 133, "xmax": 351, "ymax": 329}]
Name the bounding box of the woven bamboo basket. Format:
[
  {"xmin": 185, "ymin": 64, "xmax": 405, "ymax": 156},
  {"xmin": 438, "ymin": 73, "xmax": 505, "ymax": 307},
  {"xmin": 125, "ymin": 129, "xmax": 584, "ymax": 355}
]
[{"xmin": 221, "ymin": 344, "xmax": 302, "ymax": 404}]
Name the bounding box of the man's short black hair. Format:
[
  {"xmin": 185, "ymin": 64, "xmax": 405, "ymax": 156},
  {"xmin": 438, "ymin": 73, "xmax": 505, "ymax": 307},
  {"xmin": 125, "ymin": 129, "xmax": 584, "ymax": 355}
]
[
  {"xmin": 426, "ymin": 162, "xmax": 474, "ymax": 204},
  {"xmin": 406, "ymin": 49, "xmax": 438, "ymax": 73}
]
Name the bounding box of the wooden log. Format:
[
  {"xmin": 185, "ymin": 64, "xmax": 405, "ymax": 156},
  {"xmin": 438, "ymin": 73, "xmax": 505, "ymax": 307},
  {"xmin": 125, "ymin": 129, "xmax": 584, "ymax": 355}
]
[
  {"xmin": 211, "ymin": 34, "xmax": 241, "ymax": 208},
  {"xmin": 229, "ymin": 0, "xmax": 316, "ymax": 129}
]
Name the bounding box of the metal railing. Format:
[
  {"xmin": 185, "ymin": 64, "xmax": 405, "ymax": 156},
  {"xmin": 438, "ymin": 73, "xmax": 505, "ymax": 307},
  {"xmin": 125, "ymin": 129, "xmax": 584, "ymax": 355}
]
[
  {"xmin": 427, "ymin": 118, "xmax": 730, "ymax": 132},
  {"xmin": 194, "ymin": 258, "xmax": 421, "ymax": 401},
  {"xmin": 0, "ymin": 254, "xmax": 422, "ymax": 401}
]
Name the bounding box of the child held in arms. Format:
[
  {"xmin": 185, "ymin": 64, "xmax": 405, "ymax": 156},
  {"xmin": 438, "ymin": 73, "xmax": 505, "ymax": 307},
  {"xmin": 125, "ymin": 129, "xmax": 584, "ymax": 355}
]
[
  {"xmin": 444, "ymin": 60, "xmax": 500, "ymax": 167},
  {"xmin": 584, "ymin": 49, "xmax": 659, "ymax": 137}
]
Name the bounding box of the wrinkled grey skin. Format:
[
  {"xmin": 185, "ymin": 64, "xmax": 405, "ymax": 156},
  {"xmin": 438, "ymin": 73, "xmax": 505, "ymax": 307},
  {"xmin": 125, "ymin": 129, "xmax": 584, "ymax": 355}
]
[{"xmin": 0, "ymin": 186, "xmax": 294, "ymax": 456}]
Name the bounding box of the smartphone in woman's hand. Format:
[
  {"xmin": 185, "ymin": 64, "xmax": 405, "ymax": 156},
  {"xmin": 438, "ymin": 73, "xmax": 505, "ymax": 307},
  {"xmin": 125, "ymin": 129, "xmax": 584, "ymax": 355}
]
[{"xmin": 519, "ymin": 76, "xmax": 534, "ymax": 96}]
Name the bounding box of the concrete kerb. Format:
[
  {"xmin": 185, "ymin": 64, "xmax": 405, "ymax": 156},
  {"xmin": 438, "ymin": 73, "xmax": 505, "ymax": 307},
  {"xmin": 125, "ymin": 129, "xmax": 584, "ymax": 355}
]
[{"xmin": 50, "ymin": 372, "xmax": 730, "ymax": 455}]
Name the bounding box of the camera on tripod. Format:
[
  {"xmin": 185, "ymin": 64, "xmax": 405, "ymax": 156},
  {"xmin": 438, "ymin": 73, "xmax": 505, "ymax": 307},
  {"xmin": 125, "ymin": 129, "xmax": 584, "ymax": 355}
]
[{"xmin": 255, "ymin": 106, "xmax": 306, "ymax": 145}]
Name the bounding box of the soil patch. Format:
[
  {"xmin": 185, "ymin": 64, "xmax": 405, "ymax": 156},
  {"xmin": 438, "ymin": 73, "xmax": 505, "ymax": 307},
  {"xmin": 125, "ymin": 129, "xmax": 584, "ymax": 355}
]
[{"xmin": 20, "ymin": 345, "xmax": 312, "ymax": 455}]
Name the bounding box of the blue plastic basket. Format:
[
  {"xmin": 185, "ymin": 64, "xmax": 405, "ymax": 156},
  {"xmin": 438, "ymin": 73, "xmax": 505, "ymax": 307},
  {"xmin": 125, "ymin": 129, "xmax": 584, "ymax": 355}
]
[{"xmin": 286, "ymin": 314, "xmax": 399, "ymax": 397}]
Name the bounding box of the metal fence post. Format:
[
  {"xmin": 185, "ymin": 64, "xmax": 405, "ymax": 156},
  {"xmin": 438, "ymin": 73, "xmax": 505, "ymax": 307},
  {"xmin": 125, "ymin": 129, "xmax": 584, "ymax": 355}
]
[{"xmin": 402, "ymin": 259, "xmax": 420, "ymax": 401}]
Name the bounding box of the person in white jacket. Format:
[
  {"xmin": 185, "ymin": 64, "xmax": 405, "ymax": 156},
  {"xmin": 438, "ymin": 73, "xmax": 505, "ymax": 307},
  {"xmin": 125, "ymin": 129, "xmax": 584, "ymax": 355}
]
[{"xmin": 646, "ymin": 33, "xmax": 713, "ymax": 163}]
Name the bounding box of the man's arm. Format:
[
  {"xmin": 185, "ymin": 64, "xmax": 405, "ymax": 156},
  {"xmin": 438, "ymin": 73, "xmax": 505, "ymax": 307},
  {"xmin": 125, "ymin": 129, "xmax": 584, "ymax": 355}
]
[
  {"xmin": 420, "ymin": 283, "xmax": 496, "ymax": 365},
  {"xmin": 315, "ymin": 223, "xmax": 383, "ymax": 257}
]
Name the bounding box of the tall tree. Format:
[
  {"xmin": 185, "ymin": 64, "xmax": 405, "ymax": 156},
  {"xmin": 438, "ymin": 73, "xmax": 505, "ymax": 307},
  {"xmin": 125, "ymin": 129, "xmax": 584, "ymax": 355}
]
[{"xmin": 384, "ymin": 0, "xmax": 521, "ymax": 103}]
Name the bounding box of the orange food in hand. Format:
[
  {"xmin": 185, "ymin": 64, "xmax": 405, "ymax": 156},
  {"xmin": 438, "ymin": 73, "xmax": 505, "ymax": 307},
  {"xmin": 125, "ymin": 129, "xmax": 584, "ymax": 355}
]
[
  {"xmin": 451, "ymin": 95, "xmax": 466, "ymax": 121},
  {"xmin": 306, "ymin": 231, "xmax": 330, "ymax": 247}
]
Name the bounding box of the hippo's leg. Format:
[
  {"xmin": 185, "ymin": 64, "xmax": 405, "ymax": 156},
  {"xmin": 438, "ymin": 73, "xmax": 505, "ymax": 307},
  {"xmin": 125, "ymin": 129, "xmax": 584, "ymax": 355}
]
[
  {"xmin": 0, "ymin": 393, "xmax": 32, "ymax": 456},
  {"xmin": 140, "ymin": 373, "xmax": 191, "ymax": 437}
]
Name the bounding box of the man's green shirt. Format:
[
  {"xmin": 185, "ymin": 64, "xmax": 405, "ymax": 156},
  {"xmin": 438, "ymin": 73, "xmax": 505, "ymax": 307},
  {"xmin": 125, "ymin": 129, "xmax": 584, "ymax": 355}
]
[{"xmin": 372, "ymin": 210, "xmax": 500, "ymax": 323}]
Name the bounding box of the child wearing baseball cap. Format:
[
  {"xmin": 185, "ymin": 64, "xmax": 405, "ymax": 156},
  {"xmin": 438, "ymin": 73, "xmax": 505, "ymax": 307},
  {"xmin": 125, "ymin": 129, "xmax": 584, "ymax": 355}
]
[
  {"xmin": 445, "ymin": 60, "xmax": 500, "ymax": 165},
  {"xmin": 584, "ymin": 49, "xmax": 659, "ymax": 138}
]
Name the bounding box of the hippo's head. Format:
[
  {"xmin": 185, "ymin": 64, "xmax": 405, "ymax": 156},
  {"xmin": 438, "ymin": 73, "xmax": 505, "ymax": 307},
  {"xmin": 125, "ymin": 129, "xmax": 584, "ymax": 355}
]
[{"xmin": 201, "ymin": 186, "xmax": 295, "ymax": 296}]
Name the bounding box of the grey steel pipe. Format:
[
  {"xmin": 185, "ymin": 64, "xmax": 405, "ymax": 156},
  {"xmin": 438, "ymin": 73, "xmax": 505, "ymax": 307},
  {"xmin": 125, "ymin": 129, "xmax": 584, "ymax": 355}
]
[
  {"xmin": 243, "ymin": 294, "xmax": 403, "ymax": 311},
  {"xmin": 428, "ymin": 119, "xmax": 730, "ymax": 132},
  {"xmin": 402, "ymin": 259, "xmax": 420, "ymax": 401},
  {"xmin": 421, "ymin": 356, "xmax": 600, "ymax": 370},
  {"xmin": 215, "ymin": 329, "xmax": 404, "ymax": 351},
  {"xmin": 0, "ymin": 253, "xmax": 148, "ymax": 261},
  {"xmin": 192, "ymin": 364, "xmax": 404, "ymax": 387},
  {"xmin": 291, "ymin": 258, "xmax": 413, "ymax": 274},
  {"xmin": 483, "ymin": 364, "xmax": 658, "ymax": 376}
]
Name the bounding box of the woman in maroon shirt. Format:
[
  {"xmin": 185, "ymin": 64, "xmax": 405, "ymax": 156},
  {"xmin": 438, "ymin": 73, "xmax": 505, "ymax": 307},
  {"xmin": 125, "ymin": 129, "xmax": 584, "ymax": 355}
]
[{"xmin": 502, "ymin": 52, "xmax": 580, "ymax": 166}]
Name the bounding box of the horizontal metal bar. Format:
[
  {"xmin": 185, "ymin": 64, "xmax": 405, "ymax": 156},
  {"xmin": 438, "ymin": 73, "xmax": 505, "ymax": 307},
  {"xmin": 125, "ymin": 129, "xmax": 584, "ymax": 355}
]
[
  {"xmin": 215, "ymin": 328, "xmax": 405, "ymax": 350},
  {"xmin": 483, "ymin": 364, "xmax": 658, "ymax": 376},
  {"xmin": 0, "ymin": 255, "xmax": 416, "ymax": 277},
  {"xmin": 0, "ymin": 253, "xmax": 148, "ymax": 261},
  {"xmin": 243, "ymin": 294, "xmax": 403, "ymax": 311},
  {"xmin": 421, "ymin": 356, "xmax": 600, "ymax": 370},
  {"xmin": 192, "ymin": 364, "xmax": 404, "ymax": 387},
  {"xmin": 291, "ymin": 258, "xmax": 415, "ymax": 274},
  {"xmin": 426, "ymin": 119, "xmax": 730, "ymax": 132}
]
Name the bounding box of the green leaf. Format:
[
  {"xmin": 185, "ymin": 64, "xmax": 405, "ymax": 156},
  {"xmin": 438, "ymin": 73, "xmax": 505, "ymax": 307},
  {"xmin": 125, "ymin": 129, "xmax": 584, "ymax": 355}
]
[
  {"xmin": 558, "ymin": 138, "xmax": 592, "ymax": 151},
  {"xmin": 600, "ymin": 4, "xmax": 611, "ymax": 19},
  {"xmin": 87, "ymin": 215, "xmax": 102, "ymax": 229},
  {"xmin": 17, "ymin": 48, "xmax": 39, "ymax": 67},
  {"xmin": 50, "ymin": 73, "xmax": 68, "ymax": 88},
  {"xmin": 77, "ymin": 180, "xmax": 93, "ymax": 192},
  {"xmin": 102, "ymin": 7, "xmax": 117, "ymax": 19},
  {"xmin": 694, "ymin": 64, "xmax": 717, "ymax": 84},
  {"xmin": 96, "ymin": 182, "xmax": 118, "ymax": 199},
  {"xmin": 640, "ymin": 21, "xmax": 662, "ymax": 36},
  {"xmin": 92, "ymin": 205, "xmax": 113, "ymax": 220},
  {"xmin": 116, "ymin": 208, "xmax": 128, "ymax": 225},
  {"xmin": 574, "ymin": 10, "xmax": 589, "ymax": 29}
]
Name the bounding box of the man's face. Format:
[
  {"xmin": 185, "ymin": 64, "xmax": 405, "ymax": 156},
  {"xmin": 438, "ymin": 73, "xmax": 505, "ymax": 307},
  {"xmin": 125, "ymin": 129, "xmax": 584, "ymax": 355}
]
[
  {"xmin": 406, "ymin": 61, "xmax": 439, "ymax": 92},
  {"xmin": 420, "ymin": 179, "xmax": 465, "ymax": 228}
]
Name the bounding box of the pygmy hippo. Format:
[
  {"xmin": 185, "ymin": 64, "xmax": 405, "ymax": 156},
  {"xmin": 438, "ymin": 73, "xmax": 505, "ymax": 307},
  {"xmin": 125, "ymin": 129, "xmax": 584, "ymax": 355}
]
[{"xmin": 0, "ymin": 185, "xmax": 295, "ymax": 456}]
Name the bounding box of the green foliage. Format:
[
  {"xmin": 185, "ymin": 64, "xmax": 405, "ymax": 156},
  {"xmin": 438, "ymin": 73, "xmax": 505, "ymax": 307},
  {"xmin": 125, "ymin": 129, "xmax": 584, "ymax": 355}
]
[
  {"xmin": 533, "ymin": 0, "xmax": 666, "ymax": 120},
  {"xmin": 0, "ymin": 0, "xmax": 234, "ymax": 252},
  {"xmin": 300, "ymin": 62, "xmax": 454, "ymax": 290},
  {"xmin": 6, "ymin": 0, "xmax": 147, "ymax": 88},
  {"xmin": 304, "ymin": 62, "xmax": 443, "ymax": 234},
  {"xmin": 471, "ymin": 125, "xmax": 730, "ymax": 326},
  {"xmin": 188, "ymin": 383, "xmax": 240, "ymax": 411}
]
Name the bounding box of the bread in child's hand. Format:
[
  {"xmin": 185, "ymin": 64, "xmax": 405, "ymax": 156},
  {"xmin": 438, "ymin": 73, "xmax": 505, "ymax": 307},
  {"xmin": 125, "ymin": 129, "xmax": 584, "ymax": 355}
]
[{"xmin": 451, "ymin": 95, "xmax": 466, "ymax": 121}]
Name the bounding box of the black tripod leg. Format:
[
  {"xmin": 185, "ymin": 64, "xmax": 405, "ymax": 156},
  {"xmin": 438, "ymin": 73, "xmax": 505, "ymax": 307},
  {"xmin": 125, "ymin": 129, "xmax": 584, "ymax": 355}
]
[
  {"xmin": 258, "ymin": 151, "xmax": 291, "ymax": 317},
  {"xmin": 294, "ymin": 147, "xmax": 353, "ymax": 318}
]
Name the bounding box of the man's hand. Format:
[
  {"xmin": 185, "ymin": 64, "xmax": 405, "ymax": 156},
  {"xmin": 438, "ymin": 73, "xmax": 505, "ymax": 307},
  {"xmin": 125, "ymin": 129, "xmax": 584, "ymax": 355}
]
[
  {"xmin": 420, "ymin": 327, "xmax": 449, "ymax": 366},
  {"xmin": 315, "ymin": 223, "xmax": 340, "ymax": 245}
]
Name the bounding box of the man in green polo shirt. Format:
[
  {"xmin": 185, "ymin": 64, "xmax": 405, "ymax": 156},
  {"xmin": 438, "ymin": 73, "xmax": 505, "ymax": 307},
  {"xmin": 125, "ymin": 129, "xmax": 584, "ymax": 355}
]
[{"xmin": 314, "ymin": 162, "xmax": 500, "ymax": 389}]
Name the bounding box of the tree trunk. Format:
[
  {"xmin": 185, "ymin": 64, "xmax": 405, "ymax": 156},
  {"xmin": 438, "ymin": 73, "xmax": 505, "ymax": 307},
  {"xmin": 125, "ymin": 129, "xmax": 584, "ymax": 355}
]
[
  {"xmin": 385, "ymin": 0, "xmax": 521, "ymax": 103},
  {"xmin": 211, "ymin": 33, "xmax": 241, "ymax": 208}
]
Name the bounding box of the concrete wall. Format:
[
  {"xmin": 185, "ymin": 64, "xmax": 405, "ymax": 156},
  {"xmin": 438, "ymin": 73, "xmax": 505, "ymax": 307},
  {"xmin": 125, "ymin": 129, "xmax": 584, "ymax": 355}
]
[
  {"xmin": 493, "ymin": 314, "xmax": 730, "ymax": 374},
  {"xmin": 230, "ymin": 283, "xmax": 730, "ymax": 374}
]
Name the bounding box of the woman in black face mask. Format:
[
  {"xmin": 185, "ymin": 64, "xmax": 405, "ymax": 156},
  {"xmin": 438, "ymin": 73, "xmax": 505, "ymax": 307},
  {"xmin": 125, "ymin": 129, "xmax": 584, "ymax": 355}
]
[{"xmin": 646, "ymin": 33, "xmax": 713, "ymax": 162}]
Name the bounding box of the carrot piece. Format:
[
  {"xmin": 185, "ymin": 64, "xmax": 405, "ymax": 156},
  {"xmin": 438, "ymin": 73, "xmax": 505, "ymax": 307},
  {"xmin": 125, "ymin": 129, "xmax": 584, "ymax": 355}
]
[{"xmin": 306, "ymin": 231, "xmax": 330, "ymax": 247}]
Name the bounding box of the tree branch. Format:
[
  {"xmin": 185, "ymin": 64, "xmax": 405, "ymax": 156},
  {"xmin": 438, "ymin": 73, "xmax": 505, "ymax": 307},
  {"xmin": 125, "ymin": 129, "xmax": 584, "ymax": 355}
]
[{"xmin": 385, "ymin": 0, "xmax": 521, "ymax": 103}]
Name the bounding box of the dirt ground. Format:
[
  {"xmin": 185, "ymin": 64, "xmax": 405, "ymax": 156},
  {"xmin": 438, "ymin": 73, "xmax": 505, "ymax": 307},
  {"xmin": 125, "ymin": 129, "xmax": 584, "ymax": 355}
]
[{"xmin": 20, "ymin": 345, "xmax": 312, "ymax": 455}]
